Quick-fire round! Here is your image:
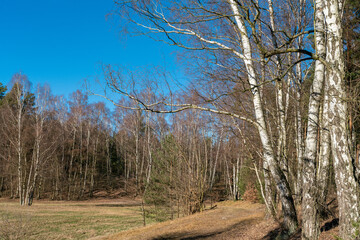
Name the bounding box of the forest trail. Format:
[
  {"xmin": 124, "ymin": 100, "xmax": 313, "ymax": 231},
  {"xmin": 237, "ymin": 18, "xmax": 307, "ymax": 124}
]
[{"xmin": 95, "ymin": 201, "xmax": 279, "ymax": 240}]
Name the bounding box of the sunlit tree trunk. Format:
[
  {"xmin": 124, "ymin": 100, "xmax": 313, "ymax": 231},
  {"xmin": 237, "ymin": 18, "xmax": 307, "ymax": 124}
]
[
  {"xmin": 257, "ymin": 17, "xmax": 278, "ymax": 219},
  {"xmin": 25, "ymin": 117, "xmax": 41, "ymax": 206},
  {"xmin": 209, "ymin": 129, "xmax": 222, "ymax": 190},
  {"xmin": 267, "ymin": 0, "xmax": 288, "ymax": 181},
  {"xmin": 324, "ymin": 0, "xmax": 360, "ymax": 237},
  {"xmin": 17, "ymin": 95, "xmax": 24, "ymax": 206},
  {"xmin": 90, "ymin": 133, "xmax": 99, "ymax": 197},
  {"xmin": 301, "ymin": 0, "xmax": 326, "ymax": 238},
  {"xmin": 67, "ymin": 128, "xmax": 76, "ymax": 200},
  {"xmin": 145, "ymin": 112, "xmax": 153, "ymax": 186},
  {"xmin": 81, "ymin": 123, "xmax": 91, "ymax": 198},
  {"xmin": 295, "ymin": 62, "xmax": 304, "ymax": 203},
  {"xmin": 317, "ymin": 85, "xmax": 331, "ymax": 217},
  {"xmin": 10, "ymin": 81, "xmax": 27, "ymax": 206},
  {"xmin": 229, "ymin": 0, "xmax": 298, "ymax": 233},
  {"xmin": 134, "ymin": 109, "xmax": 141, "ymax": 193}
]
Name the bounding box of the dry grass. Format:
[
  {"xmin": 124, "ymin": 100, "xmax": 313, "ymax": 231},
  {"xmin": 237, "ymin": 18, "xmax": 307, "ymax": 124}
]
[
  {"xmin": 0, "ymin": 198, "xmax": 153, "ymax": 240},
  {"xmin": 0, "ymin": 198, "xmax": 340, "ymax": 240},
  {"xmin": 98, "ymin": 200, "xmax": 272, "ymax": 240},
  {"xmin": 95, "ymin": 200, "xmax": 340, "ymax": 240}
]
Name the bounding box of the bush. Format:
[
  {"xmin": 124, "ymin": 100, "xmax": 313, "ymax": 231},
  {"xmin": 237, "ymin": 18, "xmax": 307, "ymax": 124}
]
[{"xmin": 242, "ymin": 183, "xmax": 259, "ymax": 202}]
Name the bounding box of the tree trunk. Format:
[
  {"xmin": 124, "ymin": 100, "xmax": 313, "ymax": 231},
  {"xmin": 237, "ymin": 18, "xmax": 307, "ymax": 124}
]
[
  {"xmin": 301, "ymin": 0, "xmax": 326, "ymax": 238},
  {"xmin": 324, "ymin": 0, "xmax": 360, "ymax": 237},
  {"xmin": 67, "ymin": 129, "xmax": 76, "ymax": 200},
  {"xmin": 90, "ymin": 134, "xmax": 98, "ymax": 197},
  {"xmin": 262, "ymin": 161, "xmax": 277, "ymax": 218},
  {"xmin": 81, "ymin": 126, "xmax": 91, "ymax": 198},
  {"xmin": 295, "ymin": 81, "xmax": 304, "ymax": 203},
  {"xmin": 317, "ymin": 87, "xmax": 331, "ymax": 218},
  {"xmin": 267, "ymin": 0, "xmax": 289, "ymax": 181},
  {"xmin": 229, "ymin": 0, "xmax": 298, "ymax": 233}
]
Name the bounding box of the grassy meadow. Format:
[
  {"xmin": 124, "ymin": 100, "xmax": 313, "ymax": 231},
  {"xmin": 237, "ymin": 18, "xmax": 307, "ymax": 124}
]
[{"xmin": 0, "ymin": 198, "xmax": 152, "ymax": 240}]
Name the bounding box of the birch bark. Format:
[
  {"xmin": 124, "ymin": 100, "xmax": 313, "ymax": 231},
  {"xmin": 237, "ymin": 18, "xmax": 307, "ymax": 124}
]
[
  {"xmin": 301, "ymin": 0, "xmax": 326, "ymax": 238},
  {"xmin": 317, "ymin": 84, "xmax": 331, "ymax": 217},
  {"xmin": 25, "ymin": 110, "xmax": 43, "ymax": 206},
  {"xmin": 11, "ymin": 81, "xmax": 27, "ymax": 206},
  {"xmin": 323, "ymin": 0, "xmax": 360, "ymax": 237},
  {"xmin": 295, "ymin": 63, "xmax": 304, "ymax": 202},
  {"xmin": 229, "ymin": 0, "xmax": 298, "ymax": 233},
  {"xmin": 17, "ymin": 87, "xmax": 24, "ymax": 206},
  {"xmin": 257, "ymin": 11, "xmax": 277, "ymax": 218},
  {"xmin": 267, "ymin": 0, "xmax": 288, "ymax": 180}
]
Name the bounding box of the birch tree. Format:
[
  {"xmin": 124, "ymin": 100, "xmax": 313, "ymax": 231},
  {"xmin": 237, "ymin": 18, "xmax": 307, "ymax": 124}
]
[
  {"xmin": 301, "ymin": 0, "xmax": 326, "ymax": 238},
  {"xmin": 96, "ymin": 0, "xmax": 360, "ymax": 237},
  {"xmin": 2, "ymin": 73, "xmax": 34, "ymax": 206},
  {"xmin": 108, "ymin": 0, "xmax": 304, "ymax": 233},
  {"xmin": 25, "ymin": 85, "xmax": 56, "ymax": 206},
  {"xmin": 323, "ymin": 0, "xmax": 360, "ymax": 237}
]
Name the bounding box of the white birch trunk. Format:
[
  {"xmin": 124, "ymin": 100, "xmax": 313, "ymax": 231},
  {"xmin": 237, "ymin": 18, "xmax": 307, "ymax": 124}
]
[
  {"xmin": 323, "ymin": 0, "xmax": 360, "ymax": 237},
  {"xmin": 210, "ymin": 129, "xmax": 222, "ymax": 190},
  {"xmin": 229, "ymin": 0, "xmax": 298, "ymax": 233},
  {"xmin": 67, "ymin": 128, "xmax": 76, "ymax": 200},
  {"xmin": 256, "ymin": 14, "xmax": 278, "ymax": 219},
  {"xmin": 295, "ymin": 63, "xmax": 304, "ymax": 202},
  {"xmin": 134, "ymin": 110, "xmax": 140, "ymax": 192},
  {"xmin": 90, "ymin": 134, "xmax": 99, "ymax": 197},
  {"xmin": 17, "ymin": 101, "xmax": 23, "ymax": 206},
  {"xmin": 263, "ymin": 160, "xmax": 277, "ymax": 218},
  {"xmin": 268, "ymin": 0, "xmax": 288, "ymax": 180},
  {"xmin": 14, "ymin": 83, "xmax": 25, "ymax": 206},
  {"xmin": 145, "ymin": 113, "xmax": 153, "ymax": 186},
  {"xmin": 301, "ymin": 0, "xmax": 326, "ymax": 238},
  {"xmin": 317, "ymin": 85, "xmax": 331, "ymax": 216},
  {"xmin": 81, "ymin": 125, "xmax": 91, "ymax": 198},
  {"xmin": 25, "ymin": 115, "xmax": 42, "ymax": 206}
]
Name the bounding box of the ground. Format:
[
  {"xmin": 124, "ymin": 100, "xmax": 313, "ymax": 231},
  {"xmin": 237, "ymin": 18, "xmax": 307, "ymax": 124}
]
[
  {"xmin": 0, "ymin": 198, "xmax": 339, "ymax": 240},
  {"xmin": 0, "ymin": 198, "xmax": 152, "ymax": 240},
  {"xmin": 94, "ymin": 200, "xmax": 340, "ymax": 240},
  {"xmin": 94, "ymin": 201, "xmax": 275, "ymax": 240}
]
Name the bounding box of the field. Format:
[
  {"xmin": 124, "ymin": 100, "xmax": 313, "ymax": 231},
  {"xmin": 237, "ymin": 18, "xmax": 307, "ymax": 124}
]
[
  {"xmin": 0, "ymin": 198, "xmax": 152, "ymax": 240},
  {"xmin": 100, "ymin": 200, "xmax": 272, "ymax": 240},
  {"xmin": 96, "ymin": 200, "xmax": 339, "ymax": 240},
  {"xmin": 0, "ymin": 199, "xmax": 276, "ymax": 240},
  {"xmin": 0, "ymin": 198, "xmax": 340, "ymax": 240}
]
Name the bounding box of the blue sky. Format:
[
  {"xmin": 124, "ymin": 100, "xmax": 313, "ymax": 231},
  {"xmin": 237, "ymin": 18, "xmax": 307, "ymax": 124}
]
[{"xmin": 0, "ymin": 0, "xmax": 182, "ymax": 100}]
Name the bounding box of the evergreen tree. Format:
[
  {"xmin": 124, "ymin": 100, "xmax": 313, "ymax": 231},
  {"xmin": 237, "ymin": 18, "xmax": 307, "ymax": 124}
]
[
  {"xmin": 0, "ymin": 82, "xmax": 7, "ymax": 104},
  {"xmin": 144, "ymin": 134, "xmax": 178, "ymax": 221}
]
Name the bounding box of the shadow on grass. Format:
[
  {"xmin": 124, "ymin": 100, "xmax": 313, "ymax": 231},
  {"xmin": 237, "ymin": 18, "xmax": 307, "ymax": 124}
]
[
  {"xmin": 95, "ymin": 203, "xmax": 142, "ymax": 207},
  {"xmin": 261, "ymin": 227, "xmax": 302, "ymax": 240},
  {"xmin": 261, "ymin": 218, "xmax": 339, "ymax": 240},
  {"xmin": 261, "ymin": 228, "xmax": 283, "ymax": 240},
  {"xmin": 150, "ymin": 218, "xmax": 258, "ymax": 240}
]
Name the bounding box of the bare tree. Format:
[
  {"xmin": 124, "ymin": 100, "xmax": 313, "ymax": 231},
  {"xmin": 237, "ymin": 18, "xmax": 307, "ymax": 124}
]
[
  {"xmin": 25, "ymin": 84, "xmax": 56, "ymax": 206},
  {"xmin": 105, "ymin": 0, "xmax": 305, "ymax": 233},
  {"xmin": 2, "ymin": 73, "xmax": 34, "ymax": 205}
]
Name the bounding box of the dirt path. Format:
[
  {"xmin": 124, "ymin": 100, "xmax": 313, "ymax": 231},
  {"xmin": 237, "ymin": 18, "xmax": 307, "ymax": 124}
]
[{"xmin": 95, "ymin": 201, "xmax": 279, "ymax": 240}]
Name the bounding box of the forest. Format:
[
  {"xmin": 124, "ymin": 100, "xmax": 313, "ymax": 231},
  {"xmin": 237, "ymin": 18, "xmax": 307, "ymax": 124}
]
[{"xmin": 1, "ymin": 0, "xmax": 360, "ymax": 239}]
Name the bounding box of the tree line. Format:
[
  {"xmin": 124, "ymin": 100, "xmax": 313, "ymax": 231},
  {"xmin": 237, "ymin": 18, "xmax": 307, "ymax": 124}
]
[{"xmin": 0, "ymin": 73, "xmax": 260, "ymax": 219}]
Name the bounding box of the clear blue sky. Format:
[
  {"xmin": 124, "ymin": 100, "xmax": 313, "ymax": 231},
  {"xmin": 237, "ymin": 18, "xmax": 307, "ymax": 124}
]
[{"xmin": 0, "ymin": 0, "xmax": 181, "ymax": 99}]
